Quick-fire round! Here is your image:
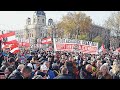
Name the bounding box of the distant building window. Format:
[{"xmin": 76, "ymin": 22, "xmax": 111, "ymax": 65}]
[
  {"xmin": 33, "ymin": 18, "xmax": 35, "ymax": 23},
  {"xmin": 38, "ymin": 19, "xmax": 39, "ymax": 23},
  {"xmin": 42, "ymin": 19, "xmax": 44, "ymax": 23},
  {"xmin": 41, "ymin": 33, "xmax": 42, "ymax": 36},
  {"xmin": 30, "ymin": 33, "xmax": 31, "ymax": 37}
]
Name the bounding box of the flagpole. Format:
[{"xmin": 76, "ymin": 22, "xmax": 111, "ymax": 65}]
[
  {"xmin": 0, "ymin": 30, "xmax": 4, "ymax": 52},
  {"xmin": 0, "ymin": 40, "xmax": 1, "ymax": 52}
]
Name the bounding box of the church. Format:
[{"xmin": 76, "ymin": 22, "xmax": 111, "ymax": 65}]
[{"xmin": 18, "ymin": 11, "xmax": 54, "ymax": 48}]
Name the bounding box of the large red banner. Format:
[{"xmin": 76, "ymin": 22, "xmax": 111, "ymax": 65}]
[{"xmin": 53, "ymin": 38, "xmax": 98, "ymax": 54}]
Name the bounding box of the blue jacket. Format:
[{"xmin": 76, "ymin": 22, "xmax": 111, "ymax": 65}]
[{"xmin": 48, "ymin": 70, "xmax": 55, "ymax": 79}]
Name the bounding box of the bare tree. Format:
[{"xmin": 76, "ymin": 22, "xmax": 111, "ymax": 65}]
[{"xmin": 104, "ymin": 11, "xmax": 120, "ymax": 48}]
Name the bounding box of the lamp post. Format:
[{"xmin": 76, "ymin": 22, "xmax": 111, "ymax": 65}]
[{"xmin": 51, "ymin": 23, "xmax": 58, "ymax": 54}]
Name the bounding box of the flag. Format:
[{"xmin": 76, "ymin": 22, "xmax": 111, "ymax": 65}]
[
  {"xmin": 1, "ymin": 31, "xmax": 20, "ymax": 54},
  {"xmin": 10, "ymin": 44, "xmax": 20, "ymax": 54},
  {"xmin": 19, "ymin": 42, "xmax": 30, "ymax": 47},
  {"xmin": 98, "ymin": 43, "xmax": 106, "ymax": 53},
  {"xmin": 0, "ymin": 31, "xmax": 15, "ymax": 38},
  {"xmin": 41, "ymin": 37, "xmax": 52, "ymax": 44}
]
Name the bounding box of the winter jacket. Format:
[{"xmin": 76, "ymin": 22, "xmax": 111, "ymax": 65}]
[
  {"xmin": 112, "ymin": 72, "xmax": 120, "ymax": 79},
  {"xmin": 79, "ymin": 67, "xmax": 93, "ymax": 79},
  {"xmin": 48, "ymin": 70, "xmax": 55, "ymax": 79},
  {"xmin": 54, "ymin": 74, "xmax": 73, "ymax": 79},
  {"xmin": 8, "ymin": 69, "xmax": 23, "ymax": 79},
  {"xmin": 97, "ymin": 71, "xmax": 112, "ymax": 79}
]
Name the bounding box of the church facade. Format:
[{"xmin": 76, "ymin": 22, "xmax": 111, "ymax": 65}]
[
  {"xmin": 24, "ymin": 11, "xmax": 47, "ymax": 46},
  {"xmin": 15, "ymin": 11, "xmax": 54, "ymax": 49}
]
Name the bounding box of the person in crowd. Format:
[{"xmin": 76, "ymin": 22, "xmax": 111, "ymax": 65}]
[
  {"xmin": 64, "ymin": 60, "xmax": 76, "ymax": 79},
  {"xmin": 7, "ymin": 57, "xmax": 16, "ymax": 70},
  {"xmin": 52, "ymin": 63, "xmax": 60, "ymax": 77},
  {"xmin": 4, "ymin": 66, "xmax": 14, "ymax": 79},
  {"xmin": 0, "ymin": 70, "xmax": 6, "ymax": 79},
  {"xmin": 43, "ymin": 61, "xmax": 55, "ymax": 79},
  {"xmin": 0, "ymin": 52, "xmax": 4, "ymax": 68},
  {"xmin": 110, "ymin": 62, "xmax": 120, "ymax": 79},
  {"xmin": 38, "ymin": 64, "xmax": 50, "ymax": 79},
  {"xmin": 34, "ymin": 70, "xmax": 49, "ymax": 79},
  {"xmin": 0, "ymin": 47, "xmax": 119, "ymax": 79},
  {"xmin": 79, "ymin": 64, "xmax": 93, "ymax": 79},
  {"xmin": 17, "ymin": 64, "xmax": 25, "ymax": 71},
  {"xmin": 97, "ymin": 63, "xmax": 112, "ymax": 79},
  {"xmin": 21, "ymin": 66, "xmax": 32, "ymax": 79},
  {"xmin": 54, "ymin": 66, "xmax": 73, "ymax": 79},
  {"xmin": 8, "ymin": 65, "xmax": 32, "ymax": 79},
  {"xmin": 0, "ymin": 61, "xmax": 9, "ymax": 72}
]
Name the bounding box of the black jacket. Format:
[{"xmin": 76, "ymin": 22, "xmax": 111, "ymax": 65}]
[
  {"xmin": 8, "ymin": 69, "xmax": 23, "ymax": 79},
  {"xmin": 79, "ymin": 67, "xmax": 93, "ymax": 79},
  {"xmin": 54, "ymin": 74, "xmax": 73, "ymax": 79},
  {"xmin": 112, "ymin": 72, "xmax": 120, "ymax": 79}
]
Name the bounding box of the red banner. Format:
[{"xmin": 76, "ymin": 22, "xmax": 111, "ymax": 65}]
[
  {"xmin": 41, "ymin": 37, "xmax": 52, "ymax": 44},
  {"xmin": 53, "ymin": 38, "xmax": 98, "ymax": 54}
]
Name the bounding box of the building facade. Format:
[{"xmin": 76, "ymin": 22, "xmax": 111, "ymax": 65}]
[
  {"xmin": 24, "ymin": 11, "xmax": 48, "ymax": 47},
  {"xmin": 88, "ymin": 25, "xmax": 110, "ymax": 49},
  {"xmin": 13, "ymin": 11, "xmax": 55, "ymax": 49},
  {"xmin": 15, "ymin": 29, "xmax": 25, "ymax": 42}
]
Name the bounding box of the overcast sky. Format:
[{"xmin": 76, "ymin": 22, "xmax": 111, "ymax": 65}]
[{"xmin": 0, "ymin": 11, "xmax": 117, "ymax": 30}]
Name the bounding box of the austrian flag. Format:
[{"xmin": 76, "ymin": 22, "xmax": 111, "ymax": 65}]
[
  {"xmin": 41, "ymin": 37, "xmax": 52, "ymax": 44},
  {"xmin": 0, "ymin": 31, "xmax": 20, "ymax": 54}
]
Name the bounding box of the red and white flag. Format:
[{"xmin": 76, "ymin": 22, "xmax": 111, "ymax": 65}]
[
  {"xmin": 1, "ymin": 31, "xmax": 20, "ymax": 54},
  {"xmin": 10, "ymin": 44, "xmax": 20, "ymax": 54},
  {"xmin": 41, "ymin": 37, "xmax": 52, "ymax": 44},
  {"xmin": 98, "ymin": 43, "xmax": 106, "ymax": 53},
  {"xmin": 19, "ymin": 42, "xmax": 30, "ymax": 47}
]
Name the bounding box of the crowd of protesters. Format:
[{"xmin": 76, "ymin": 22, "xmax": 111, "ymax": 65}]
[{"xmin": 0, "ymin": 48, "xmax": 120, "ymax": 79}]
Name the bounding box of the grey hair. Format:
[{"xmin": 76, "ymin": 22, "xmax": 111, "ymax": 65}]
[
  {"xmin": 43, "ymin": 61, "xmax": 49, "ymax": 65},
  {"xmin": 100, "ymin": 63, "xmax": 109, "ymax": 73},
  {"xmin": 17, "ymin": 64, "xmax": 25, "ymax": 71}
]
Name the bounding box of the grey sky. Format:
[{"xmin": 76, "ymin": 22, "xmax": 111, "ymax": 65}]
[{"xmin": 0, "ymin": 11, "xmax": 116, "ymax": 30}]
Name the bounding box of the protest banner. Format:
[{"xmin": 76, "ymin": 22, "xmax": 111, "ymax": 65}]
[{"xmin": 53, "ymin": 38, "xmax": 98, "ymax": 54}]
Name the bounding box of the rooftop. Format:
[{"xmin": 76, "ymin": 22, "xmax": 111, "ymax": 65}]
[{"xmin": 34, "ymin": 11, "xmax": 46, "ymax": 16}]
